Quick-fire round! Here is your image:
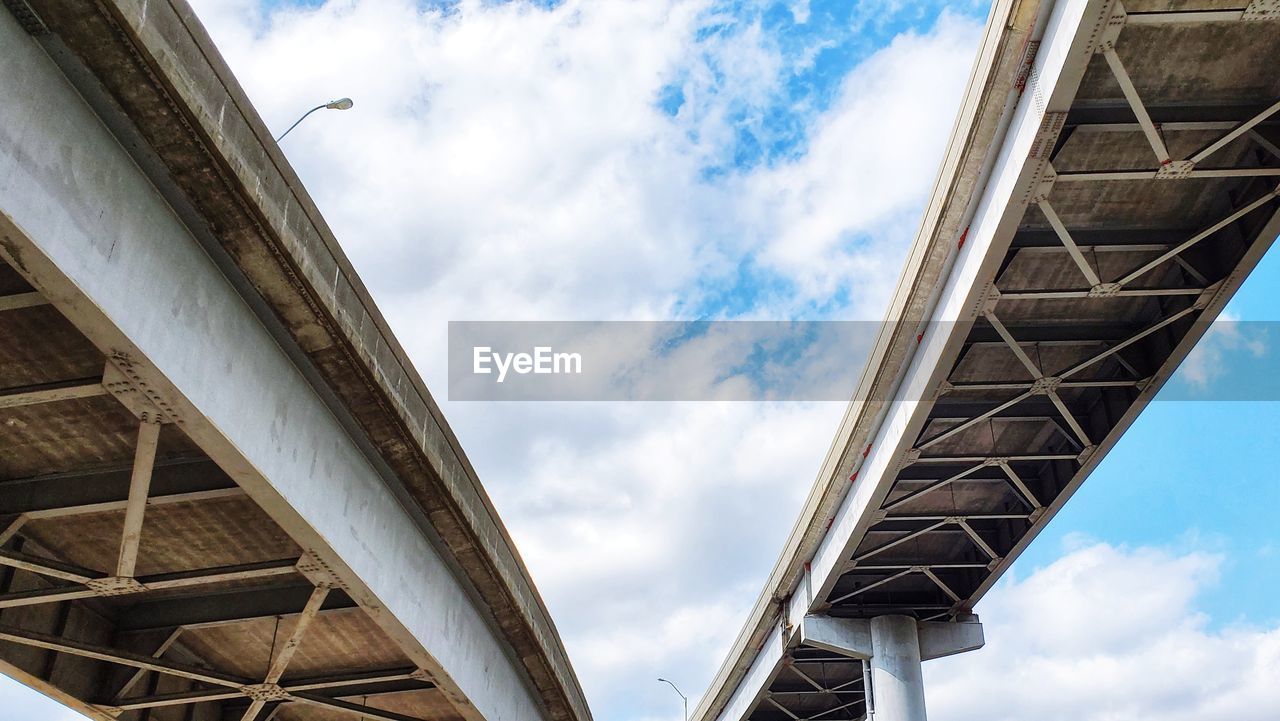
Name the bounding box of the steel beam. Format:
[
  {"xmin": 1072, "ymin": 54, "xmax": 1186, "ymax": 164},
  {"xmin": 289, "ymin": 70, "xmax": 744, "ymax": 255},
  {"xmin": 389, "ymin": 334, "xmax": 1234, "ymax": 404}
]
[
  {"xmin": 0, "ymin": 459, "xmax": 239, "ymax": 518},
  {"xmin": 1056, "ymin": 167, "xmax": 1280, "ymax": 181},
  {"xmin": 116, "ymin": 583, "xmax": 357, "ymax": 632},
  {"xmin": 117, "ymin": 420, "xmax": 161, "ymax": 578},
  {"xmin": 0, "ymin": 291, "xmax": 46, "ymax": 312},
  {"xmin": 0, "ymin": 558, "xmax": 300, "ymax": 609},
  {"xmin": 1117, "ymin": 188, "xmax": 1280, "ymax": 285},
  {"xmin": 290, "ymin": 691, "xmax": 430, "ymax": 721},
  {"xmin": 1066, "ymin": 102, "xmax": 1280, "ymax": 127},
  {"xmin": 1010, "ymin": 228, "xmax": 1183, "ymax": 249},
  {"xmin": 280, "ymin": 667, "xmax": 429, "ymax": 693},
  {"xmin": 112, "ymin": 627, "xmax": 184, "ymax": 703},
  {"xmin": 1189, "ymin": 98, "xmax": 1280, "ymax": 164},
  {"xmin": 0, "ymin": 378, "xmax": 107, "ymax": 409},
  {"xmin": 1101, "ymin": 47, "xmax": 1171, "ymax": 163},
  {"xmin": 115, "ymin": 668, "xmax": 432, "ymax": 712},
  {"xmin": 0, "ymin": 549, "xmax": 101, "ymax": 584},
  {"xmin": 1124, "ymin": 9, "xmax": 1248, "ymax": 24},
  {"xmin": 0, "ymin": 624, "xmax": 250, "ymax": 687}
]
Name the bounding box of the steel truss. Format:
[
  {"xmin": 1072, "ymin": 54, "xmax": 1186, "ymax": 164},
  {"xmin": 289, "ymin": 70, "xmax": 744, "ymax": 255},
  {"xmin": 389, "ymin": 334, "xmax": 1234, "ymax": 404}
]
[
  {"xmin": 822, "ymin": 1, "xmax": 1280, "ymax": 623},
  {"xmin": 0, "ymin": 364, "xmax": 437, "ymax": 721},
  {"xmin": 752, "ymin": 5, "xmax": 1280, "ymax": 720}
]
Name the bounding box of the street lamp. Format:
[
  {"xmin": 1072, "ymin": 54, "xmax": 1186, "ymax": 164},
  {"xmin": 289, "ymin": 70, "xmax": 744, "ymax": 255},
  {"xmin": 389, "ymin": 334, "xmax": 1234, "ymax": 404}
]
[
  {"xmin": 657, "ymin": 678, "xmax": 688, "ymax": 721},
  {"xmin": 275, "ymin": 97, "xmax": 354, "ymax": 142}
]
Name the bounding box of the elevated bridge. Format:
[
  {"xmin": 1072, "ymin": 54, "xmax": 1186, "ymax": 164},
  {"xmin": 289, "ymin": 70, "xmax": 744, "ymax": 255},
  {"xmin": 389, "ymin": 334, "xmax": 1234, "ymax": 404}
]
[
  {"xmin": 696, "ymin": 1, "xmax": 1280, "ymax": 720},
  {"xmin": 0, "ymin": 2, "xmax": 590, "ymax": 721}
]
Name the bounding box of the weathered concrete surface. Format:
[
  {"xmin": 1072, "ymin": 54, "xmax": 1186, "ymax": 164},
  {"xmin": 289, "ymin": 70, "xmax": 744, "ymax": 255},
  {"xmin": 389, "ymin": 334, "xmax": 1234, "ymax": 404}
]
[
  {"xmin": 799, "ymin": 615, "xmax": 983, "ymax": 664},
  {"xmin": 0, "ymin": 1, "xmax": 590, "ymax": 720},
  {"xmin": 868, "ymin": 616, "xmax": 927, "ymax": 721}
]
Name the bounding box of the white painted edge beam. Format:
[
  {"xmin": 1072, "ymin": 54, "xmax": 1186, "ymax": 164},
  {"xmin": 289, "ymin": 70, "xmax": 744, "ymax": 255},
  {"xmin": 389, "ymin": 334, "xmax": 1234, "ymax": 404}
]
[
  {"xmin": 784, "ymin": 0, "xmax": 1103, "ymax": 649},
  {"xmin": 0, "ymin": 11, "xmax": 548, "ymax": 721}
]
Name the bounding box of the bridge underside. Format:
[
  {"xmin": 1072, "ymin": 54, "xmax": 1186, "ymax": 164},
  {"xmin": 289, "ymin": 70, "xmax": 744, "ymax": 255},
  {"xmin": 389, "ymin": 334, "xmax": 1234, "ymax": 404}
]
[
  {"xmin": 0, "ymin": 268, "xmax": 457, "ymax": 720},
  {"xmin": 0, "ymin": 0, "xmax": 591, "ymax": 719},
  {"xmin": 750, "ymin": 5, "xmax": 1280, "ymax": 721}
]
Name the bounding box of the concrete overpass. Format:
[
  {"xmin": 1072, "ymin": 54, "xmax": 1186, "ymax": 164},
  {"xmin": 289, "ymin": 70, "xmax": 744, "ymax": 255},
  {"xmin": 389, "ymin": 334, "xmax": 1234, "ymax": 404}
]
[
  {"xmin": 695, "ymin": 1, "xmax": 1280, "ymax": 720},
  {"xmin": 0, "ymin": 2, "xmax": 590, "ymax": 721}
]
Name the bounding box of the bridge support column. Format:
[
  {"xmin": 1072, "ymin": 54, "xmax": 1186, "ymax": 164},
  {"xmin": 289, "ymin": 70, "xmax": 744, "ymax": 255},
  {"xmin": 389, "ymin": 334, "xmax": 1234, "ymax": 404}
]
[
  {"xmin": 799, "ymin": 613, "xmax": 984, "ymax": 721},
  {"xmin": 868, "ymin": 615, "xmax": 928, "ymax": 721}
]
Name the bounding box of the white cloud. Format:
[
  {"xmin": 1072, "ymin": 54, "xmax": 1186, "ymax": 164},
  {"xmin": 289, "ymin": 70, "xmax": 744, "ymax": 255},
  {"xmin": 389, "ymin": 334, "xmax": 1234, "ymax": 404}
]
[
  {"xmin": 457, "ymin": 399, "xmax": 848, "ymax": 712},
  {"xmin": 4, "ymin": 6, "xmax": 1276, "ymax": 721},
  {"xmin": 927, "ymin": 541, "xmax": 1280, "ymax": 721},
  {"xmin": 177, "ymin": 1, "xmax": 984, "ymax": 719},
  {"xmin": 738, "ymin": 14, "xmax": 979, "ymax": 309},
  {"xmin": 788, "ymin": 0, "xmax": 811, "ymax": 24},
  {"xmin": 0, "ymin": 1, "xmax": 984, "ymax": 720},
  {"xmin": 1179, "ymin": 311, "xmax": 1267, "ymax": 390}
]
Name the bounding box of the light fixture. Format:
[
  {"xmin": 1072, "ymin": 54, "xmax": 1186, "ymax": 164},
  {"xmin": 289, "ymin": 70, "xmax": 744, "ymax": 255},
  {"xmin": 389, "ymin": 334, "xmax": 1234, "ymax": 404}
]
[
  {"xmin": 658, "ymin": 678, "xmax": 688, "ymax": 721},
  {"xmin": 276, "ymin": 97, "xmax": 354, "ymax": 142}
]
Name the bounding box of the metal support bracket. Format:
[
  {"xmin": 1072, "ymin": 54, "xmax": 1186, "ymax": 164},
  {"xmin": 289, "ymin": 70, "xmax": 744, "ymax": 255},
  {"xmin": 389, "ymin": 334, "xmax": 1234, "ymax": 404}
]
[
  {"xmin": 1243, "ymin": 0, "xmax": 1280, "ymax": 21},
  {"xmin": 296, "ymin": 551, "xmax": 349, "ymax": 590},
  {"xmin": 240, "ymin": 683, "xmax": 290, "ymax": 702},
  {"xmin": 1155, "ymin": 159, "xmax": 1196, "ymax": 179},
  {"xmin": 1093, "ymin": 2, "xmax": 1127, "ymax": 53},
  {"xmin": 102, "ymin": 357, "xmax": 179, "ymax": 424},
  {"xmin": 84, "ymin": 576, "xmax": 148, "ymax": 597}
]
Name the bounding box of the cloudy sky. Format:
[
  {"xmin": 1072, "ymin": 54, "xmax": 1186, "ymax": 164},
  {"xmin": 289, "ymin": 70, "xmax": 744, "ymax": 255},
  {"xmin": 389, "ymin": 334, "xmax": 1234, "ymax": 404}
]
[{"xmin": 8, "ymin": 0, "xmax": 1280, "ymax": 720}]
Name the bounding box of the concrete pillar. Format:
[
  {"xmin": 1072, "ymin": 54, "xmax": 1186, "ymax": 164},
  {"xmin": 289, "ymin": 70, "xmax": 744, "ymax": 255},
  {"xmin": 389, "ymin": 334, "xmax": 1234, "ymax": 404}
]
[{"xmin": 869, "ymin": 615, "xmax": 928, "ymax": 721}]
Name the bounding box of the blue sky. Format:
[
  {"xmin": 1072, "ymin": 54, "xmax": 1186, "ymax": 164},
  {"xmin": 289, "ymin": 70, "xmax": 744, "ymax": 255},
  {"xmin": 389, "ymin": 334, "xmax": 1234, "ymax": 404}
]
[
  {"xmin": 5, "ymin": 1, "xmax": 1279, "ymax": 720},
  {"xmin": 1019, "ymin": 247, "xmax": 1280, "ymax": 629}
]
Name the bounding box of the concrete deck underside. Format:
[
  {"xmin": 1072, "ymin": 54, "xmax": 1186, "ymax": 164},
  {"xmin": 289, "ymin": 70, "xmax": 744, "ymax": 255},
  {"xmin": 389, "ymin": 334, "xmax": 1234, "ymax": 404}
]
[
  {"xmin": 699, "ymin": 1, "xmax": 1280, "ymax": 719},
  {"xmin": 0, "ymin": 1, "xmax": 591, "ymax": 721}
]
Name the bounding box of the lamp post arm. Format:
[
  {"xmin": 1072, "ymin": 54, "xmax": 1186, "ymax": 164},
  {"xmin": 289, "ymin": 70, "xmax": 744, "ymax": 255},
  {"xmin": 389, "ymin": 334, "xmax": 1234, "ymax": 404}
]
[
  {"xmin": 275, "ymin": 104, "xmax": 327, "ymax": 142},
  {"xmin": 657, "ymin": 678, "xmax": 689, "ymax": 721}
]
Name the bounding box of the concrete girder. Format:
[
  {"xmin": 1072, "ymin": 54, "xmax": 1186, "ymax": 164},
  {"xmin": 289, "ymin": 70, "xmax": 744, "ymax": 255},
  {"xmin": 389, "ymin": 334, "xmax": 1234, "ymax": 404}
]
[
  {"xmin": 0, "ymin": 6, "xmax": 560, "ymax": 720},
  {"xmin": 694, "ymin": 0, "xmax": 1280, "ymax": 717},
  {"xmin": 2, "ymin": 0, "xmax": 589, "ymax": 717}
]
